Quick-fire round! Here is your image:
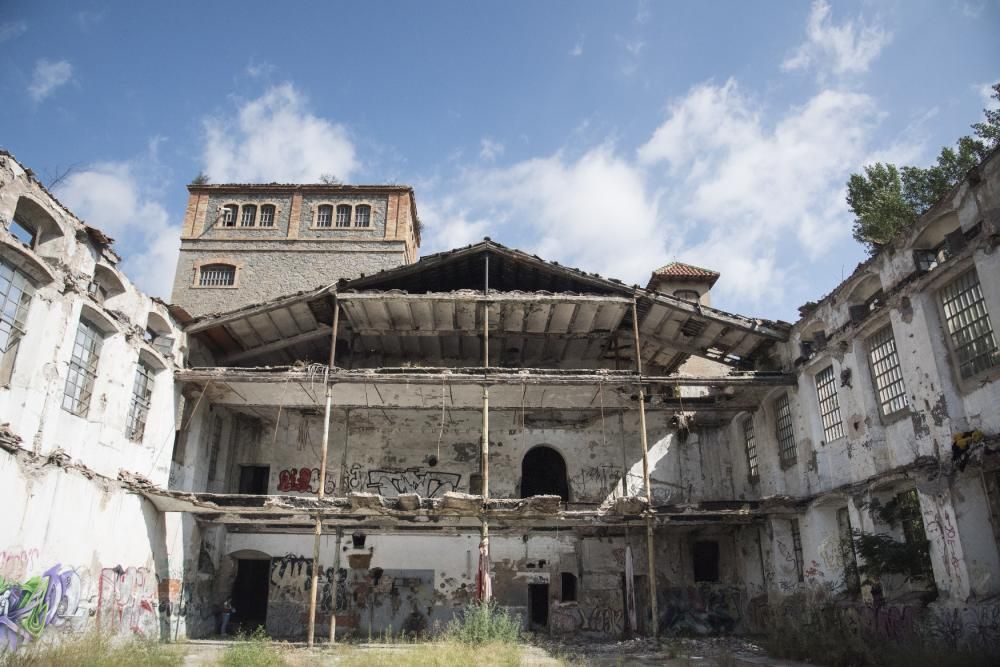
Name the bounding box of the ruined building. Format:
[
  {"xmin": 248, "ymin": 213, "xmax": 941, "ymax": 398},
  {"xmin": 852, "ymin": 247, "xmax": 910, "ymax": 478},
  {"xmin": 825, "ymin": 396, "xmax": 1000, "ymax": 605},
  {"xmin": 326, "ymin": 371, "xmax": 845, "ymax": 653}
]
[{"xmin": 2, "ymin": 146, "xmax": 1000, "ymax": 653}]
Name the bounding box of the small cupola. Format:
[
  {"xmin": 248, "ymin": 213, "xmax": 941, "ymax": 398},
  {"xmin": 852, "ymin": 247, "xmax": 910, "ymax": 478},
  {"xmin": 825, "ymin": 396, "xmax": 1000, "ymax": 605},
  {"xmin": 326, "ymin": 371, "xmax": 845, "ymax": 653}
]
[{"xmin": 646, "ymin": 261, "xmax": 721, "ymax": 306}]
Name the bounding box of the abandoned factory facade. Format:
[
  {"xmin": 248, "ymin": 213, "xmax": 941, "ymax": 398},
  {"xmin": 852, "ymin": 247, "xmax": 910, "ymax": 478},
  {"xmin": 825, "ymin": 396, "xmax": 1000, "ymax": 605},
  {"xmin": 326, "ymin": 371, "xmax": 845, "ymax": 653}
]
[{"xmin": 1, "ymin": 146, "xmax": 999, "ymax": 651}]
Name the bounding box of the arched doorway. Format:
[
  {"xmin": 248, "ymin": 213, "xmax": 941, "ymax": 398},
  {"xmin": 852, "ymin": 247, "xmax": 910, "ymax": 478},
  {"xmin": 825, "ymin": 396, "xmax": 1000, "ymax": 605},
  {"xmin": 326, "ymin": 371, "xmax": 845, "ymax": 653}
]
[{"xmin": 521, "ymin": 446, "xmax": 569, "ymax": 500}]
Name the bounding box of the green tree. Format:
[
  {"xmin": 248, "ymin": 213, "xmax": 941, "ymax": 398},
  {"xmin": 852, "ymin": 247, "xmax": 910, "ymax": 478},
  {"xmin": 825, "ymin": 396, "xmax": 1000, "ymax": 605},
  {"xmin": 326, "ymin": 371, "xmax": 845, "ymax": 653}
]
[
  {"xmin": 971, "ymin": 82, "xmax": 1000, "ymax": 149},
  {"xmin": 847, "ymin": 163, "xmax": 914, "ymax": 250}
]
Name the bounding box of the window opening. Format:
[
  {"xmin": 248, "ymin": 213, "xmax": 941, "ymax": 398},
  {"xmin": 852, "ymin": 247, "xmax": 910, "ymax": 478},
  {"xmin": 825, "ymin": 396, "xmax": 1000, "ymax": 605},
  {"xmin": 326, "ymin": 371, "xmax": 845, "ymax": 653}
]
[
  {"xmin": 560, "ymin": 573, "xmax": 577, "ymax": 602},
  {"xmin": 674, "ymin": 289, "xmax": 700, "ymax": 302},
  {"xmin": 9, "ymin": 217, "xmax": 37, "ymax": 247},
  {"xmin": 207, "ymin": 415, "xmax": 223, "ymax": 480},
  {"xmin": 693, "ymin": 541, "xmax": 720, "ymax": 582},
  {"xmin": 199, "ymin": 264, "xmax": 236, "ymax": 287},
  {"xmin": 939, "ymin": 270, "xmax": 999, "ymax": 379},
  {"xmin": 868, "ymin": 325, "xmax": 907, "ymax": 415},
  {"xmin": 335, "ymin": 204, "xmax": 351, "ymax": 228},
  {"xmin": 742, "ymin": 416, "xmax": 758, "ymax": 482},
  {"xmin": 815, "ymin": 365, "xmax": 844, "ymax": 441},
  {"xmin": 790, "ymin": 519, "xmax": 804, "ymax": 582},
  {"xmin": 240, "ymin": 205, "xmax": 257, "ymax": 227},
  {"xmin": 355, "ymin": 204, "xmax": 371, "ymax": 228},
  {"xmin": 63, "ymin": 318, "xmax": 103, "ymax": 416},
  {"xmin": 775, "ymin": 394, "xmax": 796, "ymax": 466},
  {"xmin": 837, "ymin": 507, "xmax": 860, "ymax": 594},
  {"xmin": 316, "ymin": 204, "xmax": 333, "ymax": 227},
  {"xmin": 125, "ymin": 360, "xmax": 155, "ymax": 442},
  {"xmin": 238, "ymin": 465, "xmax": 270, "ymax": 494},
  {"xmin": 259, "ymin": 205, "xmax": 275, "ymax": 227},
  {"xmin": 521, "ymin": 446, "xmax": 569, "ymax": 500},
  {"xmin": 896, "ymin": 489, "xmax": 935, "ymax": 581},
  {"xmin": 222, "ymin": 205, "xmax": 238, "ymax": 227},
  {"xmin": 0, "ymin": 258, "xmax": 35, "ymax": 383}
]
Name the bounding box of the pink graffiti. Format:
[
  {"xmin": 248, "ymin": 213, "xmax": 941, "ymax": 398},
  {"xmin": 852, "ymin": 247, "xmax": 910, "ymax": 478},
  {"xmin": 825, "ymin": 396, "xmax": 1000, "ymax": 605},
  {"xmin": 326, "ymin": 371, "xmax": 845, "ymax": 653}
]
[
  {"xmin": 97, "ymin": 566, "xmax": 157, "ymax": 637},
  {"xmin": 277, "ymin": 467, "xmax": 335, "ymax": 495},
  {"xmin": 0, "ymin": 549, "xmax": 39, "ymax": 579}
]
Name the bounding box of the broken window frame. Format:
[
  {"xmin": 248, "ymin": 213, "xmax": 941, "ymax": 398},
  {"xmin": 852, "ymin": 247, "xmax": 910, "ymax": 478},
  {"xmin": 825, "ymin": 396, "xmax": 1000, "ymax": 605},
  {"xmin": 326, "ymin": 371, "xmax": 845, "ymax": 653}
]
[
  {"xmin": 9, "ymin": 216, "xmax": 37, "ymax": 248},
  {"xmin": 790, "ymin": 518, "xmax": 804, "ymax": 583},
  {"xmin": 62, "ymin": 317, "xmax": 103, "ymax": 417},
  {"xmin": 335, "ymin": 204, "xmax": 352, "ymax": 228},
  {"xmin": 742, "ymin": 415, "xmax": 759, "ymax": 483},
  {"xmin": 867, "ymin": 325, "xmax": 908, "ymax": 416},
  {"xmin": 774, "ymin": 394, "xmax": 797, "ymax": 467},
  {"xmin": 240, "ymin": 204, "xmax": 257, "ymax": 227},
  {"xmin": 355, "ymin": 204, "xmax": 371, "ymax": 228},
  {"xmin": 125, "ymin": 359, "xmax": 155, "ymax": 442},
  {"xmin": 815, "ymin": 365, "xmax": 845, "ymax": 442},
  {"xmin": 0, "ymin": 257, "xmax": 35, "ymax": 385},
  {"xmin": 938, "ymin": 269, "xmax": 999, "ymax": 379},
  {"xmin": 316, "ymin": 204, "xmax": 333, "ymax": 228},
  {"xmin": 259, "ymin": 204, "xmax": 275, "ymax": 227},
  {"xmin": 198, "ymin": 264, "xmax": 236, "ymax": 287},
  {"xmin": 221, "ymin": 204, "xmax": 238, "ymax": 227}
]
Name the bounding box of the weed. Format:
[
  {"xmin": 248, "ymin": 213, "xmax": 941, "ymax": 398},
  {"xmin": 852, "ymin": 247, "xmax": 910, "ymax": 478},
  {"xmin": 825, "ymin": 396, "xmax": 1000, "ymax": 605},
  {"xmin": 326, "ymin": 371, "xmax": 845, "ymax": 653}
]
[
  {"xmin": 338, "ymin": 641, "xmax": 521, "ymax": 667},
  {"xmin": 0, "ymin": 632, "xmax": 182, "ymax": 667},
  {"xmin": 442, "ymin": 601, "xmax": 521, "ymax": 644},
  {"xmin": 218, "ymin": 627, "xmax": 287, "ymax": 667}
]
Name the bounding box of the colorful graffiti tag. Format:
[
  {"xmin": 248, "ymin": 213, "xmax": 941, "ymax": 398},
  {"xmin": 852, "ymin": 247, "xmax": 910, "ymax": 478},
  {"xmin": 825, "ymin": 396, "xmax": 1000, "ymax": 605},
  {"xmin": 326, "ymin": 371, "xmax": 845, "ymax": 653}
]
[
  {"xmin": 0, "ymin": 565, "xmax": 83, "ymax": 651},
  {"xmin": 97, "ymin": 566, "xmax": 157, "ymax": 638},
  {"xmin": 277, "ymin": 467, "xmax": 336, "ymax": 495}
]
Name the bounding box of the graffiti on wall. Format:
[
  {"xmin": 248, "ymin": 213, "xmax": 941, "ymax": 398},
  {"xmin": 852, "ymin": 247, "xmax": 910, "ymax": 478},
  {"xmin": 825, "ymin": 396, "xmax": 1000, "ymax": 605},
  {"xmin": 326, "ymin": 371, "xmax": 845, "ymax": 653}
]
[
  {"xmin": 550, "ymin": 605, "xmax": 625, "ymax": 636},
  {"xmin": 366, "ymin": 468, "xmax": 461, "ymax": 498},
  {"xmin": 97, "ymin": 566, "xmax": 157, "ymax": 638},
  {"xmin": 277, "ymin": 467, "xmax": 336, "ymax": 495},
  {"xmin": 659, "ymin": 585, "xmax": 744, "ymax": 636},
  {"xmin": 0, "ymin": 565, "xmax": 86, "ymax": 651},
  {"xmin": 0, "ymin": 550, "xmax": 40, "ymax": 581}
]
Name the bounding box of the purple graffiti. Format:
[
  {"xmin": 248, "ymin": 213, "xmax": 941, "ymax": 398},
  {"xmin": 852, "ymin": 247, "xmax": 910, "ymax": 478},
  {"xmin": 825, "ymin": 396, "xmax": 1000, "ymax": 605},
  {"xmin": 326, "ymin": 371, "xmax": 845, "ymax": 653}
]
[{"xmin": 0, "ymin": 565, "xmax": 82, "ymax": 651}]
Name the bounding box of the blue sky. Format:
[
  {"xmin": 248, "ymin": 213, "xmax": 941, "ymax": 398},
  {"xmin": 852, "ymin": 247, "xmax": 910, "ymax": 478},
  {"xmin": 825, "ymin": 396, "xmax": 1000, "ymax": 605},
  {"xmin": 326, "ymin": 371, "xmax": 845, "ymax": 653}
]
[{"xmin": 2, "ymin": 1, "xmax": 997, "ymax": 321}]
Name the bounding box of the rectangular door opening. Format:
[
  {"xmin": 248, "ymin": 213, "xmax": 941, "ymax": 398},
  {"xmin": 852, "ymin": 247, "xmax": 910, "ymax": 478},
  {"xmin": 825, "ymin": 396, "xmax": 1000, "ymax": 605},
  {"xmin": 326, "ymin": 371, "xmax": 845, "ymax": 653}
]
[
  {"xmin": 231, "ymin": 558, "xmax": 270, "ymax": 634},
  {"xmin": 239, "ymin": 465, "xmax": 270, "ymax": 494},
  {"xmin": 528, "ymin": 583, "xmax": 549, "ymax": 628}
]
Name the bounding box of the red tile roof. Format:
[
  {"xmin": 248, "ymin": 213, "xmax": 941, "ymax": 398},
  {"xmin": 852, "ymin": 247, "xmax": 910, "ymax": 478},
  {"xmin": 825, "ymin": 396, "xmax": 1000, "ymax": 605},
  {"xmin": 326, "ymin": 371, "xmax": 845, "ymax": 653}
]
[{"xmin": 651, "ymin": 261, "xmax": 720, "ymax": 279}]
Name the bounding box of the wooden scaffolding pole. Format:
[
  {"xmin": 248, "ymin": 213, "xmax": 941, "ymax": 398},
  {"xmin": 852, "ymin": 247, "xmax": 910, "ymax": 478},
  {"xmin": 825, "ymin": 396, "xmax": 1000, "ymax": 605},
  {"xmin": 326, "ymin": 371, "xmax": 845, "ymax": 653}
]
[
  {"xmin": 480, "ymin": 255, "xmax": 491, "ymax": 601},
  {"xmin": 307, "ymin": 295, "xmax": 339, "ymax": 647},
  {"xmin": 630, "ymin": 298, "xmax": 659, "ymax": 639}
]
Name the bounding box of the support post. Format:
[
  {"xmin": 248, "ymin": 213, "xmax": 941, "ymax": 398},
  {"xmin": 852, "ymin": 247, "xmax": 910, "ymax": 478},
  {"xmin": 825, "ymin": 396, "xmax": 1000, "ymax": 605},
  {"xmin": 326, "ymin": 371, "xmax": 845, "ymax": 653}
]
[
  {"xmin": 329, "ymin": 527, "xmax": 342, "ymax": 643},
  {"xmin": 630, "ymin": 298, "xmax": 658, "ymax": 638},
  {"xmin": 480, "ymin": 255, "xmax": 491, "ymax": 602},
  {"xmin": 307, "ymin": 295, "xmax": 339, "ymax": 647}
]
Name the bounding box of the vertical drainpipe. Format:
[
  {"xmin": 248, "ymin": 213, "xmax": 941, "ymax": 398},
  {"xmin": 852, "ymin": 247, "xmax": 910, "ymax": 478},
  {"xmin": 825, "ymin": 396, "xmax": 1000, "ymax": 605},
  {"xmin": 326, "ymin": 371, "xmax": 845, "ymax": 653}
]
[
  {"xmin": 307, "ymin": 294, "xmax": 339, "ymax": 647},
  {"xmin": 630, "ymin": 297, "xmax": 659, "ymax": 639},
  {"xmin": 481, "ymin": 254, "xmax": 491, "ymax": 601}
]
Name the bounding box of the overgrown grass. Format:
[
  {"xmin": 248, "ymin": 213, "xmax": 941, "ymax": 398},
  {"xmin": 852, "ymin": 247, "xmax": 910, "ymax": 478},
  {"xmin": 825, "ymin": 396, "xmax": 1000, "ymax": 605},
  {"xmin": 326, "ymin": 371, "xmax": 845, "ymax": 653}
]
[
  {"xmin": 218, "ymin": 627, "xmax": 287, "ymax": 667},
  {"xmin": 0, "ymin": 632, "xmax": 182, "ymax": 667},
  {"xmin": 442, "ymin": 601, "xmax": 521, "ymax": 644},
  {"xmin": 337, "ymin": 641, "xmax": 522, "ymax": 667}
]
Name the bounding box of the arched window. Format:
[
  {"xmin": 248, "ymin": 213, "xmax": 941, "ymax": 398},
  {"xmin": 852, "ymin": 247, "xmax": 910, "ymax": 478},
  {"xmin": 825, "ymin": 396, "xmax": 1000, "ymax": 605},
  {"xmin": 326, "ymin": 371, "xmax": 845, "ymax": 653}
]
[
  {"xmin": 674, "ymin": 289, "xmax": 700, "ymax": 302},
  {"xmin": 521, "ymin": 446, "xmax": 569, "ymax": 500},
  {"xmin": 0, "ymin": 257, "xmax": 36, "ymax": 384},
  {"xmin": 335, "ymin": 205, "xmax": 352, "ymax": 228},
  {"xmin": 240, "ymin": 204, "xmax": 257, "ymax": 227},
  {"xmin": 355, "ymin": 204, "xmax": 371, "ymax": 228},
  {"xmin": 222, "ymin": 205, "xmax": 238, "ymax": 227},
  {"xmin": 316, "ymin": 204, "xmax": 333, "ymax": 228},
  {"xmin": 199, "ymin": 264, "xmax": 236, "ymax": 287},
  {"xmin": 259, "ymin": 205, "xmax": 276, "ymax": 227},
  {"xmin": 11, "ymin": 196, "xmax": 64, "ymax": 255}
]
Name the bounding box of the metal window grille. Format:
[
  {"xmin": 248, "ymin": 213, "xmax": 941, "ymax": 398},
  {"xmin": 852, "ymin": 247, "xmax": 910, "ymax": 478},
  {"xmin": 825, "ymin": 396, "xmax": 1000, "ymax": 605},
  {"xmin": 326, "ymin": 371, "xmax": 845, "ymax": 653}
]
[
  {"xmin": 240, "ymin": 205, "xmax": 256, "ymax": 227},
  {"xmin": 815, "ymin": 365, "xmax": 844, "ymax": 441},
  {"xmin": 222, "ymin": 205, "xmax": 237, "ymax": 227},
  {"xmin": 790, "ymin": 519, "xmax": 804, "ymax": 582},
  {"xmin": 743, "ymin": 416, "xmax": 759, "ymax": 482},
  {"xmin": 317, "ymin": 205, "xmax": 333, "ymax": 227},
  {"xmin": 355, "ymin": 205, "xmax": 371, "ymax": 227},
  {"xmin": 940, "ymin": 270, "xmax": 999, "ymax": 379},
  {"xmin": 775, "ymin": 394, "xmax": 796, "ymax": 465},
  {"xmin": 868, "ymin": 325, "xmax": 908, "ymax": 414},
  {"xmin": 259, "ymin": 205, "xmax": 275, "ymax": 227},
  {"xmin": 335, "ymin": 205, "xmax": 351, "ymax": 227},
  {"xmin": 125, "ymin": 360, "xmax": 155, "ymax": 442},
  {"xmin": 0, "ymin": 258, "xmax": 34, "ymax": 355},
  {"xmin": 62, "ymin": 318, "xmax": 102, "ymax": 416},
  {"xmin": 199, "ymin": 265, "xmax": 235, "ymax": 287}
]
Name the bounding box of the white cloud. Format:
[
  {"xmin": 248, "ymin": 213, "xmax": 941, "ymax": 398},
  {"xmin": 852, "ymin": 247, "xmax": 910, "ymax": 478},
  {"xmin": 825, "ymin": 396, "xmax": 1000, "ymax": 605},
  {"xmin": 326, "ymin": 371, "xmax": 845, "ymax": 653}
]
[
  {"xmin": 0, "ymin": 20, "xmax": 27, "ymax": 42},
  {"xmin": 639, "ymin": 79, "xmax": 879, "ymax": 303},
  {"xmin": 28, "ymin": 59, "xmax": 73, "ymax": 102},
  {"xmin": 55, "ymin": 161, "xmax": 179, "ymax": 298},
  {"xmin": 203, "ymin": 83, "xmax": 357, "ymax": 183},
  {"xmin": 479, "ymin": 138, "xmax": 504, "ymax": 161},
  {"xmin": 976, "ymin": 81, "xmax": 999, "ymax": 110},
  {"xmin": 782, "ymin": 0, "xmax": 890, "ymax": 79},
  {"xmin": 569, "ymin": 37, "xmax": 584, "ymax": 57}
]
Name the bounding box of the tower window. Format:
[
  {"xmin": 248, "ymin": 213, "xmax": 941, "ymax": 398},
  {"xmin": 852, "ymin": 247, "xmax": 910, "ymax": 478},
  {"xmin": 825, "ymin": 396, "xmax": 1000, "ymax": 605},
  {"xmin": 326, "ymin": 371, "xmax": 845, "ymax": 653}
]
[
  {"xmin": 316, "ymin": 204, "xmax": 333, "ymax": 228},
  {"xmin": 240, "ymin": 204, "xmax": 257, "ymax": 227},
  {"xmin": 336, "ymin": 205, "xmax": 352, "ymax": 227},
  {"xmin": 198, "ymin": 264, "xmax": 236, "ymax": 287},
  {"xmin": 259, "ymin": 205, "xmax": 275, "ymax": 227},
  {"xmin": 222, "ymin": 205, "xmax": 238, "ymax": 227},
  {"xmin": 355, "ymin": 205, "xmax": 371, "ymax": 228}
]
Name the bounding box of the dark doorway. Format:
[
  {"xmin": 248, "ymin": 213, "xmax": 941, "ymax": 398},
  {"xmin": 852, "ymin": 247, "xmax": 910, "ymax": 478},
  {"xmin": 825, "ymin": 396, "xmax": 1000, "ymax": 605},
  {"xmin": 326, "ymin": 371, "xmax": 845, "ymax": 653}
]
[
  {"xmin": 560, "ymin": 573, "xmax": 577, "ymax": 602},
  {"xmin": 238, "ymin": 465, "xmax": 270, "ymax": 494},
  {"xmin": 528, "ymin": 583, "xmax": 549, "ymax": 627},
  {"xmin": 521, "ymin": 447, "xmax": 568, "ymax": 500},
  {"xmin": 693, "ymin": 541, "xmax": 720, "ymax": 582},
  {"xmin": 231, "ymin": 558, "xmax": 270, "ymax": 633}
]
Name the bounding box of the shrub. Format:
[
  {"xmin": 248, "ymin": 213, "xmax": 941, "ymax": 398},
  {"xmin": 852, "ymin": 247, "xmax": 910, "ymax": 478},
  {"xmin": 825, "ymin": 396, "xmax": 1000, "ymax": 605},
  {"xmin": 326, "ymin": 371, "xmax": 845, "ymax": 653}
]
[
  {"xmin": 443, "ymin": 601, "xmax": 521, "ymax": 645},
  {"xmin": 0, "ymin": 632, "xmax": 182, "ymax": 667},
  {"xmin": 218, "ymin": 627, "xmax": 286, "ymax": 667}
]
